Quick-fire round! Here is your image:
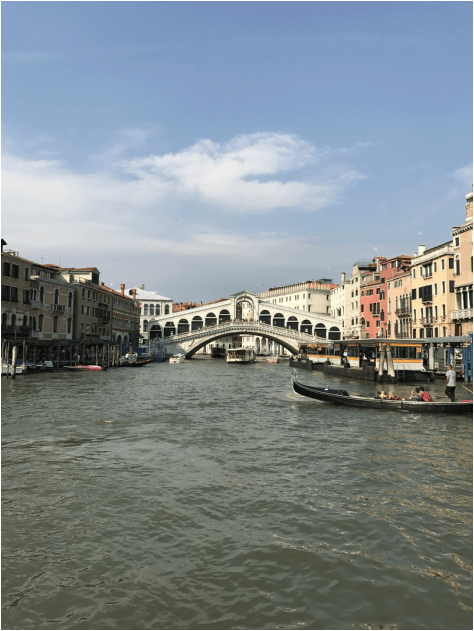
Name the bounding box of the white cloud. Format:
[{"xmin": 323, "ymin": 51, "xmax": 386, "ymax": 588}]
[{"xmin": 2, "ymin": 131, "xmax": 366, "ymax": 271}]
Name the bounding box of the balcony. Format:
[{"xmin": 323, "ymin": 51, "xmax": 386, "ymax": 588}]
[
  {"xmin": 421, "ymin": 295, "xmax": 433, "ymax": 304},
  {"xmin": 395, "ymin": 307, "xmax": 411, "ymax": 317},
  {"xmin": 49, "ymin": 304, "xmax": 65, "ymax": 312},
  {"xmin": 420, "ymin": 316, "xmax": 438, "ymax": 326},
  {"xmin": 30, "ymin": 300, "xmax": 43, "ymax": 310},
  {"xmin": 451, "ymin": 308, "xmax": 473, "ymax": 320}
]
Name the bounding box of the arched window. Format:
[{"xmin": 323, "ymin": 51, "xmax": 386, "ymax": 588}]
[
  {"xmin": 39, "ymin": 315, "xmax": 43, "ymax": 331},
  {"xmin": 149, "ymin": 304, "xmax": 154, "ymax": 316},
  {"xmin": 54, "ymin": 289, "xmax": 59, "ymax": 305},
  {"xmin": 156, "ymin": 305, "xmax": 161, "ymax": 316},
  {"xmin": 143, "ymin": 320, "xmax": 148, "ymax": 332},
  {"xmin": 164, "ymin": 322, "xmax": 176, "ymax": 337},
  {"xmin": 68, "ymin": 292, "xmax": 73, "ymax": 308},
  {"xmin": 39, "ymin": 286, "xmax": 44, "ymax": 304},
  {"xmin": 287, "ymin": 316, "xmax": 298, "ymax": 330},
  {"xmin": 150, "ymin": 325, "xmax": 162, "ymax": 339},
  {"xmin": 67, "ymin": 318, "xmax": 72, "ymax": 334},
  {"xmin": 272, "ymin": 313, "xmax": 285, "ymax": 327},
  {"xmin": 192, "ymin": 316, "xmax": 203, "ymax": 330},
  {"xmin": 165, "ymin": 304, "xmax": 170, "ymax": 315},
  {"xmin": 328, "ymin": 326, "xmax": 341, "ymax": 341},
  {"xmin": 178, "ymin": 319, "xmax": 190, "ymax": 334},
  {"xmin": 219, "ymin": 309, "xmax": 231, "ymax": 323},
  {"xmin": 259, "ymin": 310, "xmax": 271, "ymax": 325},
  {"xmin": 205, "ymin": 312, "xmax": 217, "ymax": 326},
  {"xmin": 144, "ymin": 304, "xmax": 149, "ymax": 315},
  {"xmin": 300, "ymin": 320, "xmax": 312, "ymax": 334},
  {"xmin": 315, "ymin": 323, "xmax": 327, "ymax": 338}
]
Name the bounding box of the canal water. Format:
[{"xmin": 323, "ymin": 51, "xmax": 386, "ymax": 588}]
[{"xmin": 2, "ymin": 359, "xmax": 472, "ymax": 630}]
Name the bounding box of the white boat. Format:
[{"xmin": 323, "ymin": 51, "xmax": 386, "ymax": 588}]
[
  {"xmin": 169, "ymin": 354, "xmax": 186, "ymax": 364},
  {"xmin": 226, "ymin": 348, "xmax": 256, "ymax": 364}
]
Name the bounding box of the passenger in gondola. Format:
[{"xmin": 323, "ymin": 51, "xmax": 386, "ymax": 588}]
[
  {"xmin": 410, "ymin": 387, "xmax": 421, "ymax": 400},
  {"xmin": 388, "ymin": 391, "xmax": 404, "ymax": 400},
  {"xmin": 418, "ymin": 386, "xmax": 434, "ymax": 402}
]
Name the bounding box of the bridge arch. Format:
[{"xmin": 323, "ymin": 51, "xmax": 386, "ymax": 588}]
[
  {"xmin": 315, "ymin": 323, "xmax": 327, "ymax": 338},
  {"xmin": 259, "ymin": 310, "xmax": 271, "ymax": 325},
  {"xmin": 301, "ymin": 320, "xmax": 312, "ymax": 334},
  {"xmin": 184, "ymin": 328, "xmax": 299, "ymax": 358},
  {"xmin": 287, "ymin": 316, "xmax": 298, "ymax": 330},
  {"xmin": 164, "ymin": 322, "xmax": 176, "ymax": 337}
]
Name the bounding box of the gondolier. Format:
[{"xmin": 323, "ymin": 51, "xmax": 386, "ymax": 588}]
[{"xmin": 445, "ymin": 364, "xmax": 457, "ymax": 402}]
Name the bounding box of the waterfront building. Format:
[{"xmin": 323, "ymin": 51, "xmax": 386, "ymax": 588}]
[
  {"xmin": 1, "ymin": 247, "xmax": 74, "ymax": 343},
  {"xmin": 451, "ymin": 188, "xmax": 473, "ymax": 335},
  {"xmin": 105, "ymin": 284, "xmax": 141, "ymax": 349},
  {"xmin": 127, "ymin": 286, "xmax": 173, "ymax": 340},
  {"xmin": 410, "ymin": 243, "xmax": 456, "ymax": 338},
  {"xmin": 385, "ymin": 267, "xmax": 413, "ymax": 339},
  {"xmin": 258, "ymin": 279, "xmax": 337, "ymax": 314}
]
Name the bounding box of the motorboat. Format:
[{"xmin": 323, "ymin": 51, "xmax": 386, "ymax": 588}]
[
  {"xmin": 292, "ymin": 376, "xmax": 473, "ymax": 415},
  {"xmin": 169, "ymin": 354, "xmax": 186, "ymax": 364},
  {"xmin": 226, "ymin": 348, "xmax": 256, "ymax": 364}
]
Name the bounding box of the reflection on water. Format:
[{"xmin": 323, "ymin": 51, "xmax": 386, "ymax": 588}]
[{"xmin": 2, "ymin": 360, "xmax": 472, "ymax": 630}]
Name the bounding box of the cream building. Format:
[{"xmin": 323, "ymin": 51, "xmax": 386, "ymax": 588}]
[
  {"xmin": 410, "ymin": 243, "xmax": 456, "ymax": 339},
  {"xmin": 451, "ymin": 188, "xmax": 473, "ymax": 336},
  {"xmin": 127, "ymin": 286, "xmax": 173, "ymax": 340}
]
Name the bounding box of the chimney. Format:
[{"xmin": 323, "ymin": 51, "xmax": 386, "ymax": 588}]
[
  {"xmin": 341, "ymin": 272, "xmax": 346, "ymax": 283},
  {"xmin": 141, "ymin": 284, "xmax": 145, "ymax": 290},
  {"xmin": 418, "ymin": 245, "xmax": 425, "ymax": 256},
  {"xmin": 121, "ymin": 283, "xmax": 125, "ymax": 295},
  {"xmin": 466, "ymin": 188, "xmax": 473, "ymax": 220}
]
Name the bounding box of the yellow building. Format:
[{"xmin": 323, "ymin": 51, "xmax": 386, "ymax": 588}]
[{"xmin": 410, "ymin": 242, "xmax": 456, "ymax": 339}]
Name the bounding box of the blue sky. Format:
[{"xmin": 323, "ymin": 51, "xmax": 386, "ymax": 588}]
[{"xmin": 2, "ymin": 1, "xmax": 472, "ymax": 302}]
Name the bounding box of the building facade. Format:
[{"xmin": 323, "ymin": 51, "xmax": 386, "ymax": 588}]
[
  {"xmin": 127, "ymin": 286, "xmax": 173, "ymax": 340},
  {"xmin": 451, "ymin": 189, "xmax": 473, "ymax": 335}
]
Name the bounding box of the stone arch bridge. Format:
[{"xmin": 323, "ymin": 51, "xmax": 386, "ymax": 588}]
[{"xmin": 146, "ymin": 290, "xmax": 341, "ymax": 357}]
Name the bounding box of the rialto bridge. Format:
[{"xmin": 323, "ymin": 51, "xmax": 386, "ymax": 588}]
[{"xmin": 145, "ymin": 290, "xmax": 341, "ymax": 357}]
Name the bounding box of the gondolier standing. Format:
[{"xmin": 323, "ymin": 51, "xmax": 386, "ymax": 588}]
[{"xmin": 445, "ymin": 364, "xmax": 457, "ymax": 402}]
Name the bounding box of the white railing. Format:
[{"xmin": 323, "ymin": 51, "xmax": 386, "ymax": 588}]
[
  {"xmin": 159, "ymin": 321, "xmax": 333, "ymax": 346},
  {"xmin": 451, "ymin": 308, "xmax": 473, "ymax": 320}
]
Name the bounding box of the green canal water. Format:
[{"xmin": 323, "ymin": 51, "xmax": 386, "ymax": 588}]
[{"xmin": 2, "ymin": 359, "xmax": 472, "ymax": 629}]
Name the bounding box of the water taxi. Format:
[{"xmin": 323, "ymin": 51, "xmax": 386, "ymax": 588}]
[
  {"xmin": 226, "ymin": 348, "xmax": 256, "ymax": 364},
  {"xmin": 169, "ymin": 354, "xmax": 186, "ymax": 364}
]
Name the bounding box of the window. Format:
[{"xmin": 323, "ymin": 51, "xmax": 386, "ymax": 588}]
[
  {"xmin": 448, "ymin": 258, "xmax": 454, "ymax": 269},
  {"xmin": 455, "ymin": 236, "xmax": 460, "ymax": 247},
  {"xmin": 434, "ymin": 283, "xmax": 437, "ymax": 296},
  {"xmin": 53, "ymin": 317, "xmax": 58, "ymax": 333},
  {"xmin": 10, "ymin": 287, "xmax": 18, "ymax": 303},
  {"xmin": 413, "ymin": 269, "xmax": 416, "ymax": 279},
  {"xmin": 433, "ymin": 262, "xmax": 437, "ymax": 273},
  {"xmin": 2, "ymin": 285, "xmax": 10, "ymax": 301},
  {"xmin": 3, "ymin": 262, "xmax": 10, "ymax": 277},
  {"xmin": 442, "ymin": 281, "xmax": 446, "ymax": 294},
  {"xmin": 455, "ymin": 258, "xmax": 460, "ymax": 275},
  {"xmin": 449, "ymin": 281, "xmax": 455, "ymax": 293},
  {"xmin": 23, "ymin": 289, "xmax": 29, "ymax": 304},
  {"xmin": 40, "ymin": 286, "xmax": 44, "ymax": 303},
  {"xmin": 24, "ymin": 267, "xmax": 30, "ymax": 281}
]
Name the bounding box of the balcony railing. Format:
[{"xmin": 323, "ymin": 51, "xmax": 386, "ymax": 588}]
[
  {"xmin": 49, "ymin": 304, "xmax": 65, "ymax": 312},
  {"xmin": 421, "ymin": 295, "xmax": 433, "ymax": 304},
  {"xmin": 451, "ymin": 308, "xmax": 473, "ymax": 320},
  {"xmin": 420, "ymin": 316, "xmax": 438, "ymax": 326}
]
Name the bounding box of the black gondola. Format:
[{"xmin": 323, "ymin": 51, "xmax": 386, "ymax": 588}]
[{"xmin": 292, "ymin": 376, "xmax": 473, "ymax": 415}]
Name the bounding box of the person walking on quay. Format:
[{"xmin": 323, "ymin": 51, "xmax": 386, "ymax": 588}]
[{"xmin": 445, "ymin": 364, "xmax": 457, "ymax": 402}]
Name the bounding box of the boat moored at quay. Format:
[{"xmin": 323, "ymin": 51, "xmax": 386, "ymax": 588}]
[{"xmin": 292, "ymin": 335, "xmax": 473, "ymax": 383}]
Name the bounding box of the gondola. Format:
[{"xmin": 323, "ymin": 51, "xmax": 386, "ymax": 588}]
[{"xmin": 292, "ymin": 376, "xmax": 473, "ymax": 415}]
